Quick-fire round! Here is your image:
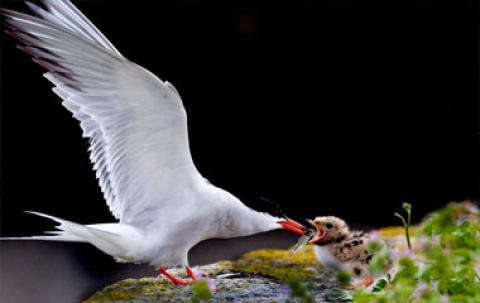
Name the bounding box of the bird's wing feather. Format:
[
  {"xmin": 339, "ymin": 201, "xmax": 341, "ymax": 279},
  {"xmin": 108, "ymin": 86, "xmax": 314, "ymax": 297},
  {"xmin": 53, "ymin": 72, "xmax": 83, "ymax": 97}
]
[
  {"xmin": 0, "ymin": 2, "xmax": 202, "ymax": 224},
  {"xmin": 26, "ymin": 0, "xmax": 123, "ymax": 57}
]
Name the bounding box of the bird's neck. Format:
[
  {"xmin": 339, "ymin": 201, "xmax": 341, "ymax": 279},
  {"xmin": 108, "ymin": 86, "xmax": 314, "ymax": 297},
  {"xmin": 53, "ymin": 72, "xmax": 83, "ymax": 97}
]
[{"xmin": 210, "ymin": 187, "xmax": 280, "ymax": 239}]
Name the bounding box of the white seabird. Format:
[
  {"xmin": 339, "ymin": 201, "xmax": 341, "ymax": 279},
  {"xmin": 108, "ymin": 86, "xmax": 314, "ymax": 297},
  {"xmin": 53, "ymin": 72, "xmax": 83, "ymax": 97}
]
[{"xmin": 0, "ymin": 0, "xmax": 306, "ymax": 285}]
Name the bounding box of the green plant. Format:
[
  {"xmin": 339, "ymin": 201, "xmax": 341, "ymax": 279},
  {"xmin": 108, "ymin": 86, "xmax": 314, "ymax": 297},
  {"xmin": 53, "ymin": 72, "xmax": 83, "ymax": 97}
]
[
  {"xmin": 348, "ymin": 202, "xmax": 480, "ymax": 303},
  {"xmin": 367, "ymin": 240, "xmax": 392, "ymax": 276},
  {"xmin": 371, "ymin": 279, "xmax": 387, "ymax": 293},
  {"xmin": 287, "ymin": 279, "xmax": 315, "ymax": 303},
  {"xmin": 190, "ymin": 280, "xmax": 213, "ymax": 303},
  {"xmin": 394, "ymin": 202, "xmax": 413, "ymax": 251},
  {"xmin": 336, "ymin": 270, "xmax": 352, "ymax": 288}
]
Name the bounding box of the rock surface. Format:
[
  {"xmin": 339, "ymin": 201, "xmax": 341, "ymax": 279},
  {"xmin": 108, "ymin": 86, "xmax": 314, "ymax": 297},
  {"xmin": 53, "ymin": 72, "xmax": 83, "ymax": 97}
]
[{"xmin": 83, "ymin": 246, "xmax": 337, "ymax": 303}]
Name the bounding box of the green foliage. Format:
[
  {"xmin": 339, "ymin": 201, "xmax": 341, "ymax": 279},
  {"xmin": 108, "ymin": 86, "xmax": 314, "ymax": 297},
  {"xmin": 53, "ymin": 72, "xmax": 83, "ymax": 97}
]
[
  {"xmin": 451, "ymin": 221, "xmax": 480, "ymax": 251},
  {"xmin": 372, "ymin": 279, "xmax": 387, "ymax": 293},
  {"xmin": 421, "ymin": 203, "xmax": 460, "ymax": 236},
  {"xmin": 336, "ymin": 270, "xmax": 352, "ymax": 288},
  {"xmin": 352, "ymin": 288, "xmax": 376, "ymax": 303},
  {"xmin": 365, "ymin": 239, "xmax": 393, "ymax": 277},
  {"xmin": 325, "ymin": 288, "xmax": 354, "ymax": 302},
  {"xmin": 190, "ymin": 280, "xmax": 213, "ymax": 303},
  {"xmin": 287, "ymin": 279, "xmax": 315, "ymax": 303},
  {"xmin": 395, "ymin": 257, "xmax": 418, "ymax": 284},
  {"xmin": 349, "ymin": 202, "xmax": 480, "ymax": 303},
  {"xmin": 366, "ymin": 240, "xmax": 383, "ymax": 254}
]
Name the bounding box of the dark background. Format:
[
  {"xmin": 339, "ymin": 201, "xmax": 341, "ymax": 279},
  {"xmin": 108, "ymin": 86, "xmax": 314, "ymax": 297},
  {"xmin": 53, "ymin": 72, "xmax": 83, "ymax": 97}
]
[
  {"xmin": 0, "ymin": 0, "xmax": 478, "ymax": 302},
  {"xmin": 1, "ymin": 0, "xmax": 478, "ymax": 231}
]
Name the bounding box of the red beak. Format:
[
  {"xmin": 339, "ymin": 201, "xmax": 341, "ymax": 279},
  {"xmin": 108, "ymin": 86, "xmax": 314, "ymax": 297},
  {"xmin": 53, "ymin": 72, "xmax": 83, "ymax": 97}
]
[
  {"xmin": 307, "ymin": 219, "xmax": 326, "ymax": 243},
  {"xmin": 278, "ymin": 218, "xmax": 306, "ymax": 235}
]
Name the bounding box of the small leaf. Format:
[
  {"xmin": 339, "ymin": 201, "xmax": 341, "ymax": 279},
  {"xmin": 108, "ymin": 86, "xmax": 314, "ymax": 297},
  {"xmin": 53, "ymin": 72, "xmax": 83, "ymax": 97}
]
[
  {"xmin": 372, "ymin": 279, "xmax": 388, "ymax": 292},
  {"xmin": 190, "ymin": 280, "xmax": 212, "ymax": 302},
  {"xmin": 394, "ymin": 212, "xmax": 407, "ymax": 227},
  {"xmin": 366, "ymin": 240, "xmax": 384, "ymax": 253}
]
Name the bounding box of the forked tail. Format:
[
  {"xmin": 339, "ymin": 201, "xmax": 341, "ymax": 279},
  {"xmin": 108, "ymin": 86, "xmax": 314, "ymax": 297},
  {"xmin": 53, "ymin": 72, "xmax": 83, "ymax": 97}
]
[
  {"xmin": 1, "ymin": 211, "xmax": 89, "ymax": 242},
  {"xmin": 1, "ymin": 211, "xmax": 141, "ymax": 260}
]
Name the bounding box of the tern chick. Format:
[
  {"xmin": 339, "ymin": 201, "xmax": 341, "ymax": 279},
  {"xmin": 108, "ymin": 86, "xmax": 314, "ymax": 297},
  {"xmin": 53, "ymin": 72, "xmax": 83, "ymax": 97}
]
[{"xmin": 307, "ymin": 216, "xmax": 376, "ymax": 288}]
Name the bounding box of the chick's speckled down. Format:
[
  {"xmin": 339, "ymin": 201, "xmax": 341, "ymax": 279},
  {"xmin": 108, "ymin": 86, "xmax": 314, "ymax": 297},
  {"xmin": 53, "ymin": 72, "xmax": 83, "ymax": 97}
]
[{"xmin": 305, "ymin": 216, "xmax": 382, "ymax": 285}]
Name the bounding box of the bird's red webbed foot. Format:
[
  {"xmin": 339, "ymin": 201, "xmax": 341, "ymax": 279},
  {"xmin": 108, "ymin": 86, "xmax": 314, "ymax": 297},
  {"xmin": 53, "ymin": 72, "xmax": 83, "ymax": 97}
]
[
  {"xmin": 278, "ymin": 218, "xmax": 306, "ymax": 235},
  {"xmin": 159, "ymin": 266, "xmax": 220, "ymax": 290},
  {"xmin": 159, "ymin": 267, "xmax": 191, "ymax": 285}
]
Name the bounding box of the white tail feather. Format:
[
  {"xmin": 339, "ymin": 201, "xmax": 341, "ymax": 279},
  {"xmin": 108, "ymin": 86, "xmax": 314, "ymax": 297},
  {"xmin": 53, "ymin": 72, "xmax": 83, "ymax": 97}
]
[
  {"xmin": 0, "ymin": 211, "xmax": 86, "ymax": 242},
  {"xmin": 1, "ymin": 211, "xmax": 142, "ymax": 262}
]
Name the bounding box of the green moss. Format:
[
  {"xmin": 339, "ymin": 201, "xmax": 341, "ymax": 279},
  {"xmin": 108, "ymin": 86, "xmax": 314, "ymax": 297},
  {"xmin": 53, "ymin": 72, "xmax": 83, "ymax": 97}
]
[
  {"xmin": 83, "ymin": 278, "xmax": 175, "ymax": 303},
  {"xmin": 224, "ymin": 245, "xmax": 321, "ymax": 282}
]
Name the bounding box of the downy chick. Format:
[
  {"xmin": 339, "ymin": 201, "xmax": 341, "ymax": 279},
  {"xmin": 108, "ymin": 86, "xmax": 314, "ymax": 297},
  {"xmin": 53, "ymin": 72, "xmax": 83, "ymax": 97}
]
[{"xmin": 307, "ymin": 216, "xmax": 375, "ymax": 288}]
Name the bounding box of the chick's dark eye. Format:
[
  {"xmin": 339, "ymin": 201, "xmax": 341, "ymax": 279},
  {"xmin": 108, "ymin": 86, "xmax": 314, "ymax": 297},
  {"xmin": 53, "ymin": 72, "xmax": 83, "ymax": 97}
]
[{"xmin": 325, "ymin": 223, "xmax": 333, "ymax": 229}]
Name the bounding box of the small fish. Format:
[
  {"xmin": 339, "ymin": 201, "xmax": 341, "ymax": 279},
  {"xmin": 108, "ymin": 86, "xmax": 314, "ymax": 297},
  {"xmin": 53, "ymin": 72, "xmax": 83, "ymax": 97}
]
[{"xmin": 289, "ymin": 228, "xmax": 316, "ymax": 255}]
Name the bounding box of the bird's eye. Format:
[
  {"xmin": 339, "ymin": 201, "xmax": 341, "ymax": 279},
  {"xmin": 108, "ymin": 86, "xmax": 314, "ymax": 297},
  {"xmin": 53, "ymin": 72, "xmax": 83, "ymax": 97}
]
[{"xmin": 325, "ymin": 223, "xmax": 333, "ymax": 229}]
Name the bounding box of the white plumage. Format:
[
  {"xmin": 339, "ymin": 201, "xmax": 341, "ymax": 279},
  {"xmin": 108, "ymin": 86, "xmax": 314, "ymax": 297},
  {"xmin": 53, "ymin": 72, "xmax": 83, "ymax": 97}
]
[{"xmin": 0, "ymin": 0, "xmax": 304, "ymax": 284}]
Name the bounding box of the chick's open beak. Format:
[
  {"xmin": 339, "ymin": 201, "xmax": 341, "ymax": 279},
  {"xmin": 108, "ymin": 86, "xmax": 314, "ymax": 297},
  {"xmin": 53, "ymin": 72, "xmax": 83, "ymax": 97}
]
[{"xmin": 307, "ymin": 219, "xmax": 326, "ymax": 244}]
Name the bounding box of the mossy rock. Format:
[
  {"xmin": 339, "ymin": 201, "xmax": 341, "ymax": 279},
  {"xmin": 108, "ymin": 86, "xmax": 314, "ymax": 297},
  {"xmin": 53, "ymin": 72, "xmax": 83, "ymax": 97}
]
[
  {"xmin": 83, "ymin": 234, "xmax": 383, "ymax": 303},
  {"xmin": 224, "ymin": 245, "xmax": 320, "ymax": 281},
  {"xmin": 84, "ymin": 278, "xmax": 174, "ymax": 303},
  {"xmin": 83, "ymin": 246, "xmax": 335, "ymax": 303}
]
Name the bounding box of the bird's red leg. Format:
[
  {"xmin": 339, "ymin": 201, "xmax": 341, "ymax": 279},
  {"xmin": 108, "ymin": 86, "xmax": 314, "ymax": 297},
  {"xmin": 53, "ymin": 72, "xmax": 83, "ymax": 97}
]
[
  {"xmin": 158, "ymin": 267, "xmax": 191, "ymax": 285},
  {"xmin": 278, "ymin": 218, "xmax": 306, "ymax": 235},
  {"xmin": 185, "ymin": 266, "xmax": 198, "ymax": 282}
]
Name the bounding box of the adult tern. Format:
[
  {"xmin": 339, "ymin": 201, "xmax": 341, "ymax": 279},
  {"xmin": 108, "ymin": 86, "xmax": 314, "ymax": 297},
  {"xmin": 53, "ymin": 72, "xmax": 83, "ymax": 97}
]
[{"xmin": 0, "ymin": 0, "xmax": 305, "ymax": 285}]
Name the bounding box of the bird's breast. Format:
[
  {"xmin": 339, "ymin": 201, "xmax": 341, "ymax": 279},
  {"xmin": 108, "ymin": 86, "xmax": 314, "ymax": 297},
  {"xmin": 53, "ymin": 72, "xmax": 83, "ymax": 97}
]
[{"xmin": 314, "ymin": 245, "xmax": 344, "ymax": 272}]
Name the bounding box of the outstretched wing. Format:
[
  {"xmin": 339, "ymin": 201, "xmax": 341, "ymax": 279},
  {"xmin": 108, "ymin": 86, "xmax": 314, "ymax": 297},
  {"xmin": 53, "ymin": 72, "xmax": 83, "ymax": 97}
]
[{"xmin": 0, "ymin": 1, "xmax": 203, "ymax": 224}]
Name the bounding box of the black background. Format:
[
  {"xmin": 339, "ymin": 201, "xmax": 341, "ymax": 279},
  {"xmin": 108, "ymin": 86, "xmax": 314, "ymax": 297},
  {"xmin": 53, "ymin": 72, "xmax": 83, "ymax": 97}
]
[{"xmin": 1, "ymin": 0, "xmax": 479, "ymax": 236}]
